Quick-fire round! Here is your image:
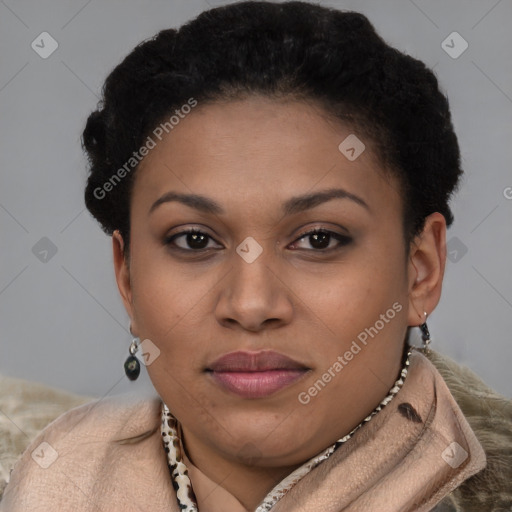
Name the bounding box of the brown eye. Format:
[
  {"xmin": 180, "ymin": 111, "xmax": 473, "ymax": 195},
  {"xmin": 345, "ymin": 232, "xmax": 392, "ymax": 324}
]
[
  {"xmin": 164, "ymin": 229, "xmax": 219, "ymax": 251},
  {"xmin": 291, "ymin": 229, "xmax": 352, "ymax": 251}
]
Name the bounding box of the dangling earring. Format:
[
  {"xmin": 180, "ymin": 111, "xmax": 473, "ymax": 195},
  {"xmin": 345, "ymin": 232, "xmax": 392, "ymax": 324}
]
[
  {"xmin": 418, "ymin": 311, "xmax": 432, "ymax": 355},
  {"xmin": 124, "ymin": 337, "xmax": 141, "ymax": 381}
]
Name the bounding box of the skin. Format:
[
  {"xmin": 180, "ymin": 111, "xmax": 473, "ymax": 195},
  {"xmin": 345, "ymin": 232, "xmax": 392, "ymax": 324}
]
[{"xmin": 112, "ymin": 95, "xmax": 446, "ymax": 510}]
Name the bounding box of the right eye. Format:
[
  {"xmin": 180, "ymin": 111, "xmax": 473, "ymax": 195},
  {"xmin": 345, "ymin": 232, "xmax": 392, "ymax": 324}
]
[{"xmin": 163, "ymin": 228, "xmax": 222, "ymax": 252}]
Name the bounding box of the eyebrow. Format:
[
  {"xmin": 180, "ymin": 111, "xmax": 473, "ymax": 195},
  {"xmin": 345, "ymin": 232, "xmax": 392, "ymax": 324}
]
[{"xmin": 148, "ymin": 187, "xmax": 371, "ymax": 216}]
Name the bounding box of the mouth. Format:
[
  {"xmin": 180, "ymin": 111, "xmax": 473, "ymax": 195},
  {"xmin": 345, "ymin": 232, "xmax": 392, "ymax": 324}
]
[{"xmin": 205, "ymin": 350, "xmax": 311, "ymax": 399}]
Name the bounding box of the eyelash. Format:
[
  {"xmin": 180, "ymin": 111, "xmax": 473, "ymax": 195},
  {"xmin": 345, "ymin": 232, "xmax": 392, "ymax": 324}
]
[{"xmin": 163, "ymin": 227, "xmax": 352, "ymax": 254}]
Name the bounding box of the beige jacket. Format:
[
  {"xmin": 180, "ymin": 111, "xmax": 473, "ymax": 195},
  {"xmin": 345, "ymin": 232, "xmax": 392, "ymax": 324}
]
[{"xmin": 0, "ymin": 350, "xmax": 510, "ymax": 511}]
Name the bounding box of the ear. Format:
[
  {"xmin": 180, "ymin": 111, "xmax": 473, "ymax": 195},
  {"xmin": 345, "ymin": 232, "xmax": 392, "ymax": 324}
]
[
  {"xmin": 112, "ymin": 230, "xmax": 136, "ymax": 332},
  {"xmin": 406, "ymin": 212, "xmax": 447, "ymax": 326}
]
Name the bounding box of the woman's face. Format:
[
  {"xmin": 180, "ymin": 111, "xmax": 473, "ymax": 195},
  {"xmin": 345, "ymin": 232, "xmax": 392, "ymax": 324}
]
[{"xmin": 113, "ymin": 96, "xmax": 445, "ymax": 468}]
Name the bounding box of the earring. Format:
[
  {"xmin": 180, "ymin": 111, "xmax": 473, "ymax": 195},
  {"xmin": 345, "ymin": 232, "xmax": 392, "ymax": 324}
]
[
  {"xmin": 418, "ymin": 311, "xmax": 432, "ymax": 355},
  {"xmin": 124, "ymin": 338, "xmax": 141, "ymax": 381}
]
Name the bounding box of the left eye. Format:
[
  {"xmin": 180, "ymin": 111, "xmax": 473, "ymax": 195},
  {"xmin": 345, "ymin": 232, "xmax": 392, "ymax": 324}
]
[{"xmin": 290, "ymin": 229, "xmax": 352, "ymax": 251}]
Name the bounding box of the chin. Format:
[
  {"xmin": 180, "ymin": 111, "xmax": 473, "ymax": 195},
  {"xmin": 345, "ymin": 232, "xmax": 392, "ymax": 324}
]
[{"xmin": 214, "ymin": 412, "xmax": 314, "ymax": 465}]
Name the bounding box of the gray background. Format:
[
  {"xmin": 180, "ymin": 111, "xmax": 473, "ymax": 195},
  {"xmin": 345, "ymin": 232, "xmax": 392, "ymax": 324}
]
[{"xmin": 1, "ymin": 0, "xmax": 511, "ymax": 399}]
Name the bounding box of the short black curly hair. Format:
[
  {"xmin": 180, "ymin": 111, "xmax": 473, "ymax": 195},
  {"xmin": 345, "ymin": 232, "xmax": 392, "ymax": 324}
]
[{"xmin": 83, "ymin": 0, "xmax": 463, "ymax": 258}]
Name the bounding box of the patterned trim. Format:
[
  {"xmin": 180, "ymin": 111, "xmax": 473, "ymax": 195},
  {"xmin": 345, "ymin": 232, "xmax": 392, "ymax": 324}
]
[
  {"xmin": 161, "ymin": 347, "xmax": 412, "ymax": 511},
  {"xmin": 161, "ymin": 407, "xmax": 198, "ymax": 511}
]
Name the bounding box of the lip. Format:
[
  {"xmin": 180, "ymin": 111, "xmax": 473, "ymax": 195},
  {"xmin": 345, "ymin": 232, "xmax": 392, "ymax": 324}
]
[{"xmin": 206, "ymin": 350, "xmax": 310, "ymax": 399}]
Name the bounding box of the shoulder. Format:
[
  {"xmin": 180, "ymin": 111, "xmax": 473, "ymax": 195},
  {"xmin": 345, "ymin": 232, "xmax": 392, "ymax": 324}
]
[
  {"xmin": 426, "ymin": 350, "xmax": 512, "ymax": 511},
  {"xmin": 5, "ymin": 391, "xmax": 163, "ymax": 453},
  {"xmin": 0, "ymin": 372, "xmax": 92, "ymax": 499},
  {"xmin": 0, "ymin": 393, "xmax": 176, "ymax": 511}
]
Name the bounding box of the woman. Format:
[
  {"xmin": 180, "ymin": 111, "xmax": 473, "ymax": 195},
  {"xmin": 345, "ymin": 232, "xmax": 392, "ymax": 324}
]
[{"xmin": 1, "ymin": 1, "xmax": 511, "ymax": 510}]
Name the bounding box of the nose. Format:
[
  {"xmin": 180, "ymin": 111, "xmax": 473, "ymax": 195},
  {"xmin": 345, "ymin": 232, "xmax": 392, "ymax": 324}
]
[{"xmin": 214, "ymin": 246, "xmax": 293, "ymax": 333}]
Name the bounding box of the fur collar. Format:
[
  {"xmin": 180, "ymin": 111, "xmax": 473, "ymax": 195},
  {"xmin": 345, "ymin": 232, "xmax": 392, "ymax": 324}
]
[{"xmin": 426, "ymin": 351, "xmax": 512, "ymax": 511}]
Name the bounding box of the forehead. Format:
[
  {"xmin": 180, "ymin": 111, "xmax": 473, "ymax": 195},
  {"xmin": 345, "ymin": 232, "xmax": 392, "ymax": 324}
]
[{"xmin": 132, "ymin": 96, "xmax": 402, "ymax": 220}]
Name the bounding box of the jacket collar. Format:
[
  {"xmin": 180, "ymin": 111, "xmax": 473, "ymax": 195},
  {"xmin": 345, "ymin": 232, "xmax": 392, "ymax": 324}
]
[{"xmin": 269, "ymin": 350, "xmax": 486, "ymax": 511}]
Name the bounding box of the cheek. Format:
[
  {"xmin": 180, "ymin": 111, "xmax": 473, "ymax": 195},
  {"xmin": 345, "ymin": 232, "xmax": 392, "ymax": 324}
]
[
  {"xmin": 306, "ymin": 243, "xmax": 405, "ymax": 312},
  {"xmin": 314, "ymin": 243, "xmax": 407, "ymax": 350},
  {"xmin": 128, "ymin": 252, "xmax": 226, "ymax": 388},
  {"xmin": 129, "ymin": 246, "xmax": 202, "ymax": 335}
]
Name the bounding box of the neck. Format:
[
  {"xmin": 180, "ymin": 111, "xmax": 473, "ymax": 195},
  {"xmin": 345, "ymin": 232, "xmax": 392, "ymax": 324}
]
[{"xmin": 181, "ymin": 425, "xmax": 299, "ymax": 510}]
